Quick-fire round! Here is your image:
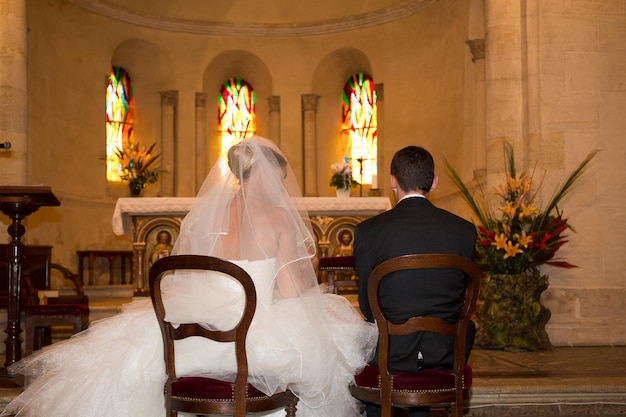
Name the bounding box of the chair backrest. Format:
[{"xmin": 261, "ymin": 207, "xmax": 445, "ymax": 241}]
[
  {"xmin": 149, "ymin": 254, "xmax": 257, "ymax": 414},
  {"xmin": 24, "ymin": 263, "xmax": 86, "ymax": 297},
  {"xmin": 368, "ymin": 254, "xmax": 482, "ymax": 411},
  {"xmin": 0, "ymin": 261, "xmax": 87, "ymax": 307}
]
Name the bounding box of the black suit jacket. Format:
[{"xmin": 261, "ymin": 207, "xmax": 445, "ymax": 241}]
[{"xmin": 354, "ymin": 196, "xmax": 477, "ymax": 372}]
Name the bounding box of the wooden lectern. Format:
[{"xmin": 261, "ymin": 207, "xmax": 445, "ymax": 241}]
[{"xmin": 0, "ymin": 186, "xmax": 60, "ymax": 368}]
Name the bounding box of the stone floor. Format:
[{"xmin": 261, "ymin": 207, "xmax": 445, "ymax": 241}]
[
  {"xmin": 466, "ymin": 346, "xmax": 626, "ymax": 416},
  {"xmin": 0, "ymin": 346, "xmax": 625, "ymax": 416}
]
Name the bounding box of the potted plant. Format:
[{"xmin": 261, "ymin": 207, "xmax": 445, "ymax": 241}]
[
  {"xmin": 329, "ymin": 161, "xmax": 359, "ymax": 197},
  {"xmin": 115, "ymin": 141, "xmax": 161, "ymax": 197},
  {"xmin": 446, "ymin": 143, "xmax": 597, "ymax": 350}
]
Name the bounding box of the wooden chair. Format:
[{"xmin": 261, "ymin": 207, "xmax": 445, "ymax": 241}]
[
  {"xmin": 149, "ymin": 255, "xmax": 298, "ymax": 417},
  {"xmin": 349, "ymin": 254, "xmax": 482, "ymax": 417},
  {"xmin": 23, "ymin": 263, "xmax": 90, "ymax": 355},
  {"xmin": 318, "ymin": 255, "xmax": 358, "ymax": 294}
]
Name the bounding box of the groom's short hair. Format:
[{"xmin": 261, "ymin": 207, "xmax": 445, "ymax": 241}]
[{"xmin": 390, "ymin": 146, "xmax": 435, "ymax": 193}]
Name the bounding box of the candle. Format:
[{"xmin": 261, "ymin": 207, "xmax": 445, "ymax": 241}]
[{"xmin": 371, "ymin": 174, "xmax": 378, "ymax": 189}]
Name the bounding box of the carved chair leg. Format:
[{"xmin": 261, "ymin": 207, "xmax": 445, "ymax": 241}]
[
  {"xmin": 285, "ymin": 399, "xmax": 297, "ymax": 417},
  {"xmin": 453, "ymin": 403, "xmax": 463, "ymax": 417},
  {"xmin": 24, "ymin": 318, "xmax": 35, "ymax": 356},
  {"xmin": 41, "ymin": 327, "xmax": 52, "ymax": 347}
]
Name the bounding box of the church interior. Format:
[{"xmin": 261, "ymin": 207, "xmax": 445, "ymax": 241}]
[{"xmin": 1, "ymin": 0, "xmax": 625, "ymax": 415}]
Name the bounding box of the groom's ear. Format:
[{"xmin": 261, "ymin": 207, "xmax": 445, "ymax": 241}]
[
  {"xmin": 430, "ymin": 175, "xmax": 439, "ymax": 192},
  {"xmin": 390, "ymin": 175, "xmax": 400, "ymax": 201},
  {"xmin": 390, "ymin": 175, "xmax": 398, "ymax": 190}
]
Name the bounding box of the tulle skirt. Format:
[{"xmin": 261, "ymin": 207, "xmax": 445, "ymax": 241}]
[{"xmin": 3, "ymin": 293, "xmax": 376, "ymax": 417}]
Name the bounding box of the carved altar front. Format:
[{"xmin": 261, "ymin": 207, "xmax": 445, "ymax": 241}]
[{"xmin": 112, "ymin": 197, "xmax": 391, "ymax": 294}]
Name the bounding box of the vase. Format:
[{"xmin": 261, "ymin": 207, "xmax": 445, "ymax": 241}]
[
  {"xmin": 335, "ymin": 187, "xmax": 351, "ymax": 198},
  {"xmin": 475, "ymin": 269, "xmax": 552, "ymax": 351},
  {"xmin": 129, "ymin": 181, "xmax": 144, "ymax": 197}
]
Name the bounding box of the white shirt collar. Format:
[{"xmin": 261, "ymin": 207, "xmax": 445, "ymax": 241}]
[{"xmin": 398, "ymin": 193, "xmax": 427, "ymax": 203}]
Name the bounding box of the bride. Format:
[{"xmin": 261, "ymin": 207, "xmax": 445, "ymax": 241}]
[{"xmin": 3, "ymin": 136, "xmax": 377, "ymax": 417}]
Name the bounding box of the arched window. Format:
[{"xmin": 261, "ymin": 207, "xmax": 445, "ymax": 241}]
[
  {"xmin": 106, "ymin": 66, "xmax": 134, "ymax": 182},
  {"xmin": 218, "ymin": 78, "xmax": 256, "ymax": 161},
  {"xmin": 342, "ymin": 73, "xmax": 378, "ymax": 186}
]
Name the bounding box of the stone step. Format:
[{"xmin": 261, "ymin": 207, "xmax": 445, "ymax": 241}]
[
  {"xmin": 88, "ymin": 297, "xmax": 131, "ymax": 322},
  {"xmin": 67, "ymin": 284, "xmax": 135, "ymax": 322},
  {"xmin": 62, "ymin": 284, "xmax": 135, "ymax": 300}
]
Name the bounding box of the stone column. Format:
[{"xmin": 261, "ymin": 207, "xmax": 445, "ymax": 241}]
[
  {"xmin": 159, "ymin": 90, "xmax": 178, "ymax": 196},
  {"xmin": 0, "ymin": 0, "xmax": 28, "ymax": 184},
  {"xmin": 195, "ymin": 92, "xmax": 208, "ymax": 192},
  {"xmin": 268, "ymin": 96, "xmax": 281, "ymax": 146},
  {"xmin": 484, "ymin": 0, "xmax": 526, "ymax": 177},
  {"xmin": 301, "ymin": 94, "xmax": 318, "ymax": 197},
  {"xmin": 466, "ymin": 39, "xmax": 487, "ymax": 177},
  {"xmin": 523, "ymin": 0, "xmax": 543, "ymax": 166}
]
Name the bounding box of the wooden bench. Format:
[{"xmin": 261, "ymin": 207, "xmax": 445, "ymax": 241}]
[{"xmin": 76, "ymin": 250, "xmax": 133, "ymax": 285}]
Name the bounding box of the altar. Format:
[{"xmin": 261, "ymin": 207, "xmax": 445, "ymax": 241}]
[{"xmin": 112, "ymin": 196, "xmax": 392, "ymax": 294}]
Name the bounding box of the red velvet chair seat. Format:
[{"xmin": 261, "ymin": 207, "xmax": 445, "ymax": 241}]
[
  {"xmin": 171, "ymin": 377, "xmax": 268, "ymax": 400},
  {"xmin": 318, "ymin": 255, "xmax": 355, "ymax": 269},
  {"xmin": 25, "ymin": 303, "xmax": 90, "ymax": 317},
  {"xmin": 354, "ymin": 364, "xmax": 472, "ymax": 393}
]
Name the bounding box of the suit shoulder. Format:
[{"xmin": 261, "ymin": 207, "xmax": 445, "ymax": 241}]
[
  {"xmin": 436, "ymin": 207, "xmax": 475, "ymax": 228},
  {"xmin": 437, "ymin": 207, "xmax": 474, "ymax": 225},
  {"xmin": 355, "ymin": 206, "xmax": 397, "ymax": 231}
]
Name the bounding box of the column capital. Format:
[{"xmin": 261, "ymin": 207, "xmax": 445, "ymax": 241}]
[
  {"xmin": 160, "ymin": 90, "xmax": 178, "ymax": 106},
  {"xmin": 268, "ymin": 96, "xmax": 281, "ymax": 112},
  {"xmin": 301, "ymin": 94, "xmax": 319, "ymax": 112},
  {"xmin": 466, "ymin": 39, "xmax": 485, "ymax": 62},
  {"xmin": 195, "ymin": 92, "xmax": 207, "ymax": 107}
]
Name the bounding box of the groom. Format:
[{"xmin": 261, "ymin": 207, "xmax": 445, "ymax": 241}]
[{"xmin": 353, "ymin": 145, "xmax": 477, "ymax": 417}]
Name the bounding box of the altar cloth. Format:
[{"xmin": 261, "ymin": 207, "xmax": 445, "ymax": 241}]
[{"xmin": 112, "ymin": 197, "xmax": 392, "ymax": 238}]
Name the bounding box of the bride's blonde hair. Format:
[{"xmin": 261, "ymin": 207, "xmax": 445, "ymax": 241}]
[{"xmin": 228, "ymin": 140, "xmax": 287, "ymax": 181}]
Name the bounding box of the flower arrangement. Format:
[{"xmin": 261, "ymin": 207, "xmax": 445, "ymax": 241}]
[
  {"xmin": 446, "ymin": 143, "xmax": 597, "ymax": 275},
  {"xmin": 329, "ymin": 160, "xmax": 359, "ymax": 190},
  {"xmin": 114, "ymin": 141, "xmax": 161, "ymax": 193}
]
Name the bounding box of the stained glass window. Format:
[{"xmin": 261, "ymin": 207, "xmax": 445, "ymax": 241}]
[
  {"xmin": 218, "ymin": 78, "xmax": 256, "ymax": 161},
  {"xmin": 341, "ymin": 73, "xmax": 378, "ymax": 186},
  {"xmin": 106, "ymin": 66, "xmax": 134, "ymax": 182}
]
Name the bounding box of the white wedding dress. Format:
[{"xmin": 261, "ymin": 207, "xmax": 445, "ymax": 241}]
[{"xmin": 3, "ymin": 258, "xmax": 377, "ymax": 417}]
